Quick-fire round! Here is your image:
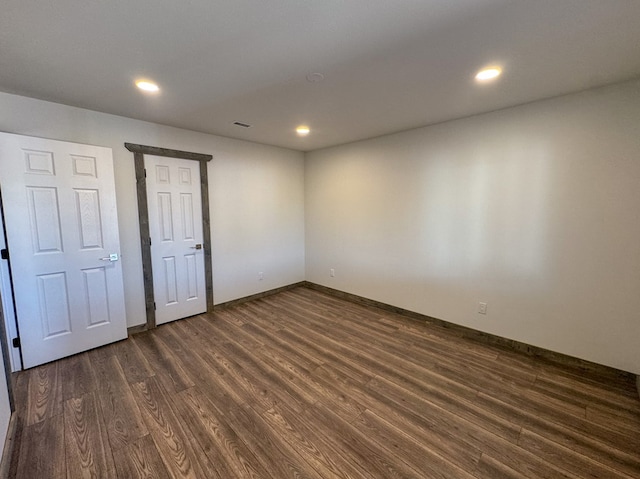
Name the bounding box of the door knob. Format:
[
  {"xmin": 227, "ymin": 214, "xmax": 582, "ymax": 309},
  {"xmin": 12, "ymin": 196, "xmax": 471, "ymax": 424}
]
[
  {"xmin": 99, "ymin": 253, "xmax": 119, "ymax": 261},
  {"xmin": 190, "ymin": 244, "xmax": 203, "ymax": 250}
]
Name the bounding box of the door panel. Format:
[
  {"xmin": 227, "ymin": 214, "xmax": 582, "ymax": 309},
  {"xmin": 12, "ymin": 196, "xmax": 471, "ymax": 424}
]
[
  {"xmin": 145, "ymin": 155, "xmax": 206, "ymax": 324},
  {"xmin": 0, "ymin": 132, "xmax": 127, "ymax": 368},
  {"xmin": 76, "ymin": 189, "xmax": 104, "ymax": 249},
  {"xmin": 28, "ymin": 186, "xmax": 63, "ymax": 252},
  {"xmin": 83, "ymin": 267, "xmax": 110, "ymax": 326},
  {"xmin": 37, "ymin": 272, "xmax": 72, "ymax": 337}
]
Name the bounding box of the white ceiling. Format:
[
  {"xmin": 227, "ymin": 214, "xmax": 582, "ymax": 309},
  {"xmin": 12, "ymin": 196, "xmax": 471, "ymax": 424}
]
[{"xmin": 2, "ymin": 0, "xmax": 640, "ymax": 151}]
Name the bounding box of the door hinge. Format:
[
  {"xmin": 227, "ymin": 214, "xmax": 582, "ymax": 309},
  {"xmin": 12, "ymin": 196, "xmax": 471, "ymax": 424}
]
[
  {"xmin": 12, "ymin": 337, "xmax": 20, "ymax": 348},
  {"xmin": 154, "ymin": 302, "xmax": 156, "ymax": 310},
  {"xmin": 1, "ymin": 248, "xmax": 8, "ymax": 260},
  {"xmin": 144, "ymin": 168, "xmax": 147, "ymax": 178}
]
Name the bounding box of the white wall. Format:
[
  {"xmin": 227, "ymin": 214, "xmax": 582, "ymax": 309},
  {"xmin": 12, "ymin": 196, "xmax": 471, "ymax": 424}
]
[
  {"xmin": 305, "ymin": 79, "xmax": 640, "ymax": 374},
  {"xmin": 0, "ymin": 92, "xmax": 305, "ymax": 327},
  {"xmin": 2, "ymin": 80, "xmax": 639, "ymax": 375}
]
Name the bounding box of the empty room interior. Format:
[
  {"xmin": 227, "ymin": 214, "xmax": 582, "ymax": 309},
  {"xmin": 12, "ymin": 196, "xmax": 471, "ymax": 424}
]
[{"xmin": 0, "ymin": 1, "xmax": 639, "ymax": 478}]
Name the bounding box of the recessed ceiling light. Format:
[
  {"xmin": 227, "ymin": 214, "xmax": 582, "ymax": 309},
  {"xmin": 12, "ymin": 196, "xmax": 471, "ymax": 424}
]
[
  {"xmin": 296, "ymin": 125, "xmax": 310, "ymax": 136},
  {"xmin": 475, "ymin": 67, "xmax": 502, "ymax": 82},
  {"xmin": 135, "ymin": 80, "xmax": 160, "ymax": 92}
]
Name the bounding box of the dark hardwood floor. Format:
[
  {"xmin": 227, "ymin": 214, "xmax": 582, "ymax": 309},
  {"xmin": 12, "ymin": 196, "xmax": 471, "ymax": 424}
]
[{"xmin": 6, "ymin": 286, "xmax": 640, "ymax": 478}]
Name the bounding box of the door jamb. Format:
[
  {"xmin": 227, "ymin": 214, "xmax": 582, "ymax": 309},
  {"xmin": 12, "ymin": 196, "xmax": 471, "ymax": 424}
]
[
  {"xmin": 125, "ymin": 143, "xmax": 213, "ymax": 330},
  {"xmin": 0, "ymin": 194, "xmax": 22, "ymax": 373}
]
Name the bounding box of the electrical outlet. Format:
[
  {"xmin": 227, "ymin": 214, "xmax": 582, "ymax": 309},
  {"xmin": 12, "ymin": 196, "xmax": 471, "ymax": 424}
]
[
  {"xmin": 258, "ymin": 272, "xmax": 264, "ymax": 281},
  {"xmin": 330, "ymin": 268, "xmax": 335, "ymax": 277},
  {"xmin": 478, "ymin": 302, "xmax": 488, "ymax": 315}
]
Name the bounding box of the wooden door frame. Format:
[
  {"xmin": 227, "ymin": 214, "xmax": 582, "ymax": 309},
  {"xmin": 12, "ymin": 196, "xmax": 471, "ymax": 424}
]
[{"xmin": 125, "ymin": 143, "xmax": 213, "ymax": 330}]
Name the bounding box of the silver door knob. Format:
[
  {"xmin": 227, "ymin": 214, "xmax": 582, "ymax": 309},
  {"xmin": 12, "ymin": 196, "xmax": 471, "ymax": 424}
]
[
  {"xmin": 190, "ymin": 244, "xmax": 203, "ymax": 250},
  {"xmin": 99, "ymin": 253, "xmax": 119, "ymax": 261}
]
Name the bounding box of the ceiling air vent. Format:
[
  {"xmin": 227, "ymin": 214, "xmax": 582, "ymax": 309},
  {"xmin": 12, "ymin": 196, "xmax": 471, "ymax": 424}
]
[{"xmin": 233, "ymin": 121, "xmax": 251, "ymax": 128}]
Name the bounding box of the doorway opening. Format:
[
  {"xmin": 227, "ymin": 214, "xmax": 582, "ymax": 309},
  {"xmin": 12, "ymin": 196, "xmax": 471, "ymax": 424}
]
[{"xmin": 125, "ymin": 143, "xmax": 213, "ymax": 330}]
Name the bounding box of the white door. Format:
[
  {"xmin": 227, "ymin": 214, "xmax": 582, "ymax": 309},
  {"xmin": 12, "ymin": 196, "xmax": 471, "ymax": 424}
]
[
  {"xmin": 0, "ymin": 132, "xmax": 127, "ymax": 369},
  {"xmin": 145, "ymin": 155, "xmax": 206, "ymax": 325}
]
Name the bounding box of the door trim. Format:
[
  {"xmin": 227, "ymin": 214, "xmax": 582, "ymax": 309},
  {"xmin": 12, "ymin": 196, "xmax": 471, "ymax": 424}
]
[
  {"xmin": 0, "ymin": 195, "xmax": 23, "ymax": 372},
  {"xmin": 0, "ymin": 287, "xmax": 15, "ymax": 411},
  {"xmin": 125, "ymin": 143, "xmax": 213, "ymax": 329}
]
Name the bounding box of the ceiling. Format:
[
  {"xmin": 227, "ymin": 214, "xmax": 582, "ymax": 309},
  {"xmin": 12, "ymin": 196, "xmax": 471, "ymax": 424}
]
[{"xmin": 2, "ymin": 1, "xmax": 640, "ymax": 152}]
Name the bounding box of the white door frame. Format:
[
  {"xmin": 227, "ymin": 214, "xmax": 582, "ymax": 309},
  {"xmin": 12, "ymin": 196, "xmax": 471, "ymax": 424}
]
[
  {"xmin": 0, "ymin": 200, "xmax": 22, "ymax": 372},
  {"xmin": 0, "ymin": 198, "xmax": 19, "ymax": 411},
  {"xmin": 0, "ymin": 283, "xmax": 15, "ymax": 412},
  {"xmin": 125, "ymin": 143, "xmax": 213, "ymax": 330}
]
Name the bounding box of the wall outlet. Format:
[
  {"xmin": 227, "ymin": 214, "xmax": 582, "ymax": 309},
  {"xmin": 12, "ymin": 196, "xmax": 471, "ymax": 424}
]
[
  {"xmin": 478, "ymin": 302, "xmax": 488, "ymax": 315},
  {"xmin": 258, "ymin": 272, "xmax": 264, "ymax": 281},
  {"xmin": 330, "ymin": 268, "xmax": 335, "ymax": 277}
]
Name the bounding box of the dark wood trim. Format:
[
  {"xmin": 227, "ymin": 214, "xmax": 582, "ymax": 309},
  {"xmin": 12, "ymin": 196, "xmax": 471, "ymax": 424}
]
[
  {"xmin": 200, "ymin": 161, "xmax": 214, "ymax": 312},
  {"xmin": 127, "ymin": 324, "xmax": 148, "ymax": 336},
  {"xmin": 214, "ymin": 282, "xmax": 306, "ymax": 310},
  {"xmin": 133, "ymin": 152, "xmax": 156, "ymax": 330},
  {"xmin": 637, "ymin": 375, "xmax": 640, "ymax": 400},
  {"xmin": 126, "ymin": 143, "xmax": 214, "ymax": 330},
  {"xmin": 125, "ymin": 143, "xmax": 212, "ymax": 162},
  {"xmin": 303, "ymin": 281, "xmax": 636, "ymax": 382}
]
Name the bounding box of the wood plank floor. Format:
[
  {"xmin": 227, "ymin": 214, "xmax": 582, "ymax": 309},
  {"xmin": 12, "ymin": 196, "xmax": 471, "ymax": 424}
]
[{"xmin": 6, "ymin": 286, "xmax": 640, "ymax": 478}]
